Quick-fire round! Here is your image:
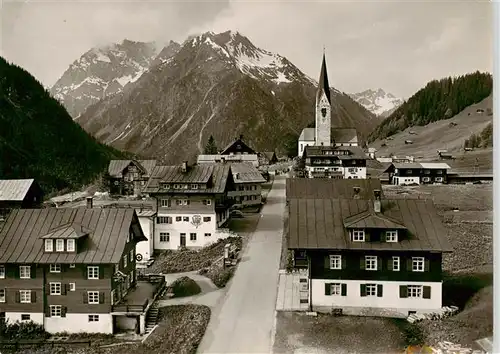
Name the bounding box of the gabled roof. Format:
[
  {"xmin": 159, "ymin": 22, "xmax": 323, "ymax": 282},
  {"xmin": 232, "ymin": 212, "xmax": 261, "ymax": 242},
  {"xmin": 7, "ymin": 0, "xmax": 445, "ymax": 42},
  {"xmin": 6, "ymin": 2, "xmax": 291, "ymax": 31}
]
[
  {"xmin": 316, "ymin": 53, "xmax": 331, "ymax": 104},
  {"xmin": 298, "ymin": 127, "xmax": 359, "ymax": 144},
  {"xmin": 40, "ymin": 222, "xmax": 92, "ymax": 239},
  {"xmin": 384, "ymin": 162, "xmax": 452, "ymax": 173},
  {"xmin": 220, "ymin": 137, "xmax": 257, "ymax": 155},
  {"xmin": 419, "ymin": 162, "xmax": 451, "ymax": 169},
  {"xmin": 231, "ymin": 163, "xmax": 266, "ymax": 184},
  {"xmin": 343, "ymin": 210, "xmax": 407, "ymax": 229},
  {"xmin": 197, "ymin": 154, "xmax": 258, "ymax": 163},
  {"xmin": 261, "ymin": 152, "xmax": 277, "ymax": 161},
  {"xmin": 144, "ymin": 164, "xmax": 230, "ymax": 194},
  {"xmin": 108, "ymin": 160, "xmax": 157, "ymax": 178},
  {"xmin": 286, "ymin": 179, "xmax": 382, "ymax": 200},
  {"xmin": 299, "ymin": 128, "xmax": 315, "ymax": 142},
  {"xmin": 0, "ymin": 179, "xmax": 36, "ymax": 201},
  {"xmin": 0, "ymin": 208, "xmax": 146, "ymax": 264},
  {"xmin": 287, "ymin": 198, "xmax": 452, "ymax": 252}
]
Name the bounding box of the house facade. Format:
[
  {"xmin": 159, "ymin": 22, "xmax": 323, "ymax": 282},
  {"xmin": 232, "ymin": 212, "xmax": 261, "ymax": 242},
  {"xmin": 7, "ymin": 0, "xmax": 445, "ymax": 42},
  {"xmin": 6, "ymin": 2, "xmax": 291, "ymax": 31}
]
[
  {"xmin": 220, "ymin": 135, "xmax": 257, "ymax": 156},
  {"xmin": 227, "ymin": 162, "xmax": 266, "ymax": 207},
  {"xmin": 143, "ymin": 162, "xmax": 234, "ymax": 250},
  {"xmin": 0, "ymin": 179, "xmax": 43, "ymax": 218},
  {"xmin": 197, "ymin": 154, "xmax": 259, "ymax": 168},
  {"xmin": 0, "ymin": 207, "xmax": 161, "ymax": 334},
  {"xmin": 303, "ymin": 145, "xmax": 367, "ymax": 179},
  {"xmin": 108, "ymin": 160, "xmax": 157, "ymax": 196},
  {"xmin": 135, "ymin": 209, "xmax": 156, "ymax": 268},
  {"xmin": 287, "ymin": 190, "xmax": 452, "ymax": 317},
  {"xmin": 384, "ymin": 163, "xmax": 451, "ymax": 185}
]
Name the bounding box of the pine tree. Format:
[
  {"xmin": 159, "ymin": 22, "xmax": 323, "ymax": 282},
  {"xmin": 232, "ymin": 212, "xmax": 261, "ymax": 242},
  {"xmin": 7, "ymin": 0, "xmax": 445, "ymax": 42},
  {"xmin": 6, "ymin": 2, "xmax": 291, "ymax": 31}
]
[{"xmin": 204, "ymin": 135, "xmax": 218, "ymax": 154}]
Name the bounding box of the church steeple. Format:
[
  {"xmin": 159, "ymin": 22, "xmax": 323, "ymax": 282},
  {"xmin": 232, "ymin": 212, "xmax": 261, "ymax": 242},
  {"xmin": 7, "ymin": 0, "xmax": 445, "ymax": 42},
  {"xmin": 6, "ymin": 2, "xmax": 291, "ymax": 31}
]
[
  {"xmin": 317, "ymin": 52, "xmax": 331, "ymax": 104},
  {"xmin": 315, "ymin": 51, "xmax": 332, "ymax": 147}
]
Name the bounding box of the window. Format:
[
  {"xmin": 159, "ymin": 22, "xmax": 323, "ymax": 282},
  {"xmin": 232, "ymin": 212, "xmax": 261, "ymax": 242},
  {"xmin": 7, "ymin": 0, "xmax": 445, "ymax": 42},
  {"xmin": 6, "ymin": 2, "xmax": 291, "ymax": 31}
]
[
  {"xmin": 407, "ymin": 285, "xmax": 423, "ymax": 298},
  {"xmin": 45, "ymin": 239, "xmax": 53, "ymax": 252},
  {"xmin": 365, "ymin": 284, "xmax": 377, "ymax": 296},
  {"xmin": 88, "ymin": 291, "xmax": 99, "ymax": 304},
  {"xmin": 69, "ymin": 264, "xmax": 75, "ymax": 268},
  {"xmin": 66, "ymin": 239, "xmax": 75, "ymax": 252},
  {"xmin": 50, "ymin": 264, "xmax": 61, "ymax": 273},
  {"xmin": 183, "ymin": 216, "xmax": 189, "ymax": 222},
  {"xmin": 0, "ymin": 265, "xmax": 4, "ymax": 279},
  {"xmin": 437, "ymin": 170, "xmax": 443, "ymax": 175},
  {"xmin": 50, "ymin": 305, "xmax": 62, "ymax": 317},
  {"xmin": 204, "ymin": 233, "xmax": 211, "ymax": 237},
  {"xmin": 329, "ymin": 284, "xmax": 342, "ymax": 296},
  {"xmin": 0, "ymin": 289, "xmax": 5, "ymax": 302},
  {"xmin": 352, "ymin": 229, "xmax": 365, "ymax": 242},
  {"xmin": 190, "ymin": 233, "xmax": 197, "ymax": 241},
  {"xmin": 203, "ymin": 217, "xmax": 211, "ymax": 222},
  {"xmin": 157, "ymin": 216, "xmax": 172, "ymax": 224},
  {"xmin": 50, "ymin": 282, "xmax": 61, "ymax": 295},
  {"xmin": 20, "ymin": 266, "xmax": 30, "ymax": 279},
  {"xmin": 21, "ymin": 314, "xmax": 30, "ymax": 321},
  {"xmin": 87, "ymin": 266, "xmax": 99, "ymax": 279},
  {"xmin": 191, "ymin": 184, "xmax": 198, "ymax": 189},
  {"xmin": 56, "ymin": 239, "xmax": 64, "ymax": 252},
  {"xmin": 175, "ymin": 216, "xmax": 182, "ymax": 222},
  {"xmin": 329, "ymin": 255, "xmax": 341, "ymax": 270},
  {"xmin": 129, "ymin": 249, "xmax": 134, "ymax": 262},
  {"xmin": 20, "ymin": 290, "xmax": 31, "ymax": 303},
  {"xmin": 365, "ymin": 256, "xmax": 377, "ymax": 271},
  {"xmin": 123, "ymin": 255, "xmax": 127, "ymax": 268},
  {"xmin": 203, "ymin": 199, "xmax": 212, "ymax": 205},
  {"xmin": 159, "ymin": 232, "xmax": 170, "ymax": 242},
  {"xmin": 160, "ymin": 199, "xmax": 171, "ymax": 207},
  {"xmin": 69, "ymin": 283, "xmax": 76, "ymax": 292},
  {"xmin": 385, "ymin": 231, "xmax": 398, "ymax": 242},
  {"xmin": 392, "ymin": 256, "xmax": 400, "ymax": 271},
  {"xmin": 88, "ymin": 315, "xmax": 99, "ymax": 322},
  {"xmin": 412, "ymin": 257, "xmax": 424, "ymax": 272},
  {"xmin": 176, "ymin": 199, "xmax": 189, "ymax": 206},
  {"xmin": 435, "ymin": 177, "xmax": 443, "ymax": 182}
]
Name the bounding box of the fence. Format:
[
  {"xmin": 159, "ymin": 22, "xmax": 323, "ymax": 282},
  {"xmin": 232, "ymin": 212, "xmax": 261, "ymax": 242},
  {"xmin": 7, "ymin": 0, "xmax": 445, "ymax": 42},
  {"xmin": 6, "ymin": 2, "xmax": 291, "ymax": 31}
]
[{"xmin": 0, "ymin": 339, "xmax": 91, "ymax": 350}]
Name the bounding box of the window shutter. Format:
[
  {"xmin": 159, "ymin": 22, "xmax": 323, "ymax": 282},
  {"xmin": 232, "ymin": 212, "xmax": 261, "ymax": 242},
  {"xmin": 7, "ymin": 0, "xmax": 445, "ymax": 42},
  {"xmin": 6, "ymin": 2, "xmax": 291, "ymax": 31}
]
[
  {"xmin": 341, "ymin": 257, "xmax": 347, "ymax": 269},
  {"xmin": 61, "ymin": 307, "xmax": 67, "ymax": 318},
  {"xmin": 365, "ymin": 232, "xmax": 370, "ymax": 242},
  {"xmin": 61, "ymin": 284, "xmax": 67, "ymax": 296},
  {"xmin": 324, "ymin": 256, "xmax": 330, "ymax": 269},
  {"xmin": 45, "ymin": 307, "xmax": 51, "ymax": 318},
  {"xmin": 325, "ymin": 283, "xmax": 331, "ymax": 295},
  {"xmin": 83, "ymin": 292, "xmax": 88, "ymax": 304},
  {"xmin": 83, "ymin": 266, "xmax": 87, "ymax": 279},
  {"xmin": 360, "ymin": 284, "xmax": 366, "ymax": 297},
  {"xmin": 406, "ymin": 258, "xmax": 412, "ymax": 271},
  {"xmin": 360, "ymin": 257, "xmax": 365, "ymax": 270},
  {"xmin": 15, "ymin": 266, "xmax": 20, "ymax": 279},
  {"xmin": 424, "ymin": 259, "xmax": 430, "ymax": 272},
  {"xmin": 99, "ymin": 292, "xmax": 105, "ymax": 304},
  {"xmin": 377, "ymin": 257, "xmax": 382, "ymax": 271},
  {"xmin": 31, "ymin": 266, "xmax": 36, "ymax": 279},
  {"xmin": 31, "ymin": 291, "xmax": 36, "ymax": 303},
  {"xmin": 423, "ymin": 286, "xmax": 431, "ymax": 299},
  {"xmin": 45, "ymin": 285, "xmax": 51, "ymax": 295},
  {"xmin": 399, "ymin": 285, "xmax": 408, "ymax": 298},
  {"xmin": 98, "ymin": 266, "xmax": 101, "ymax": 279},
  {"xmin": 387, "ymin": 259, "xmax": 393, "ymax": 271},
  {"xmin": 341, "ymin": 284, "xmax": 347, "ymax": 296},
  {"xmin": 377, "ymin": 284, "xmax": 383, "ymax": 297},
  {"xmin": 15, "ymin": 291, "xmax": 20, "ymax": 303}
]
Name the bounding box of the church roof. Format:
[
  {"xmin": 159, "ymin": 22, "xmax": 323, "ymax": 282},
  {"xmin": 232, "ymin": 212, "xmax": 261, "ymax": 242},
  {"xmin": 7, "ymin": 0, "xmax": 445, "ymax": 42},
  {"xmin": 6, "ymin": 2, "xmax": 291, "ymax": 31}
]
[
  {"xmin": 298, "ymin": 127, "xmax": 359, "ymax": 144},
  {"xmin": 316, "ymin": 53, "xmax": 331, "ymax": 104}
]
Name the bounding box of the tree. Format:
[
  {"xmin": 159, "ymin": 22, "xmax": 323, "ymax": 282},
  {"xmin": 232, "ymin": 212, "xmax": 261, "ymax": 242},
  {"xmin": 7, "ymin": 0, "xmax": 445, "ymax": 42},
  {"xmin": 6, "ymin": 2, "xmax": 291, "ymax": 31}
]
[{"xmin": 204, "ymin": 135, "xmax": 218, "ymax": 154}]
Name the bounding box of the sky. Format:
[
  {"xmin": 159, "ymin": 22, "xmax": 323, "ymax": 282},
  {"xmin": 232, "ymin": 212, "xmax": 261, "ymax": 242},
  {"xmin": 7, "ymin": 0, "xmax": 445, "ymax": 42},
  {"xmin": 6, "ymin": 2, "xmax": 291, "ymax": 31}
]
[{"xmin": 1, "ymin": 0, "xmax": 493, "ymax": 98}]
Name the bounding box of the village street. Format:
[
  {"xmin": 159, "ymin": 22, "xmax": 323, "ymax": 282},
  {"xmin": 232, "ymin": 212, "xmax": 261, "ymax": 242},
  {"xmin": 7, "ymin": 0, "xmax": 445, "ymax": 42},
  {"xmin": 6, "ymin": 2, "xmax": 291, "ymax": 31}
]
[{"xmin": 197, "ymin": 174, "xmax": 287, "ymax": 354}]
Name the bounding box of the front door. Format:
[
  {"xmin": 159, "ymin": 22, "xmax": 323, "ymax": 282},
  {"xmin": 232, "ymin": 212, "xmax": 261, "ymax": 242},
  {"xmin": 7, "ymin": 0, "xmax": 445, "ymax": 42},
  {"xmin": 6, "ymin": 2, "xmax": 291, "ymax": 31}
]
[{"xmin": 180, "ymin": 233, "xmax": 186, "ymax": 247}]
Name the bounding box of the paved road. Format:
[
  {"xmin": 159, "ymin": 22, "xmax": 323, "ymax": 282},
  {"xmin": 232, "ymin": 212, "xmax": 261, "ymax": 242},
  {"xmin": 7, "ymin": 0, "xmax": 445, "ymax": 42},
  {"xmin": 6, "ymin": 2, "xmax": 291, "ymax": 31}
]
[{"xmin": 197, "ymin": 175, "xmax": 286, "ymax": 354}]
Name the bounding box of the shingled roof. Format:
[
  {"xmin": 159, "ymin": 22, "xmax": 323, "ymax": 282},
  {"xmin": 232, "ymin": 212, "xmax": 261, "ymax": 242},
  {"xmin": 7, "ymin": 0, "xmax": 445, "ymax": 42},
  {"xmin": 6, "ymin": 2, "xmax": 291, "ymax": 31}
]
[
  {"xmin": 0, "ymin": 208, "xmax": 146, "ymax": 264},
  {"xmin": 108, "ymin": 160, "xmax": 157, "ymax": 178},
  {"xmin": 0, "ymin": 179, "xmax": 36, "ymax": 201},
  {"xmin": 287, "ymin": 198, "xmax": 452, "ymax": 252},
  {"xmin": 286, "ymin": 178, "xmax": 383, "ymax": 200},
  {"xmin": 231, "ymin": 163, "xmax": 266, "ymax": 184}
]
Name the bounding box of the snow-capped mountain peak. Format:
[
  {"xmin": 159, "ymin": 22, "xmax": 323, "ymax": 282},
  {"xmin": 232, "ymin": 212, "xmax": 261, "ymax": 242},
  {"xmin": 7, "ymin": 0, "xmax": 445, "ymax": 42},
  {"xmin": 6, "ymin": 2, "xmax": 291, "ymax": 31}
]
[{"xmin": 349, "ymin": 88, "xmax": 403, "ymax": 117}]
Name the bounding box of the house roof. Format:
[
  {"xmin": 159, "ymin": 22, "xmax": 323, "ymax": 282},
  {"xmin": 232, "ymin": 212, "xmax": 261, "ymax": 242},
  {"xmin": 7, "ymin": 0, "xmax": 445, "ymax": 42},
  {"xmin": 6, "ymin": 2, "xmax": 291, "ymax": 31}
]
[
  {"xmin": 197, "ymin": 154, "xmax": 258, "ymax": 163},
  {"xmin": 299, "ymin": 128, "xmax": 315, "ymax": 141},
  {"xmin": 220, "ymin": 137, "xmax": 257, "ymax": 155},
  {"xmin": 343, "ymin": 210, "xmax": 407, "ymax": 229},
  {"xmin": 261, "ymin": 152, "xmax": 277, "ymax": 161},
  {"xmin": 0, "ymin": 179, "xmax": 36, "ymax": 201},
  {"xmin": 419, "ymin": 162, "xmax": 451, "ymax": 169},
  {"xmin": 144, "ymin": 164, "xmax": 230, "ymax": 194},
  {"xmin": 136, "ymin": 210, "xmax": 156, "ymax": 218},
  {"xmin": 0, "ymin": 208, "xmax": 146, "ymax": 264},
  {"xmin": 108, "ymin": 160, "xmax": 157, "ymax": 178},
  {"xmin": 385, "ymin": 162, "xmax": 451, "ymax": 173},
  {"xmin": 40, "ymin": 222, "xmax": 92, "ymax": 239},
  {"xmin": 298, "ymin": 127, "xmax": 359, "ymax": 144},
  {"xmin": 317, "ymin": 53, "xmax": 331, "ymax": 104},
  {"xmin": 286, "ymin": 179, "xmax": 383, "ymax": 200},
  {"xmin": 230, "ymin": 163, "xmax": 266, "ymax": 184},
  {"xmin": 287, "ymin": 198, "xmax": 452, "ymax": 252},
  {"xmin": 304, "ymin": 145, "xmax": 366, "ymax": 159}
]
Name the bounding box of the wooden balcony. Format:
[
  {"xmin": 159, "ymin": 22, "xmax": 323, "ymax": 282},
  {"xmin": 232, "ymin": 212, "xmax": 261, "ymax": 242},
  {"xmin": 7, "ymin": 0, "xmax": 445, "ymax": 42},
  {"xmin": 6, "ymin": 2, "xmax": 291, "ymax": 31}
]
[{"xmin": 111, "ymin": 275, "xmax": 165, "ymax": 314}]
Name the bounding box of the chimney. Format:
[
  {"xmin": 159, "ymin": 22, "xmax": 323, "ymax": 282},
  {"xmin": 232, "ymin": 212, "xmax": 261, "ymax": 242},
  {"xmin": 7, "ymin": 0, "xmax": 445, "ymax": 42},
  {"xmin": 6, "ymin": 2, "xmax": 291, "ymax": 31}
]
[
  {"xmin": 221, "ymin": 157, "xmax": 226, "ymax": 164},
  {"xmin": 181, "ymin": 161, "xmax": 188, "ymax": 173},
  {"xmin": 373, "ymin": 189, "xmax": 381, "ymax": 213},
  {"xmin": 86, "ymin": 197, "xmax": 93, "ymax": 209},
  {"xmin": 353, "ymin": 186, "xmax": 361, "ymax": 199},
  {"xmin": 235, "ymin": 172, "xmax": 240, "ymax": 180}
]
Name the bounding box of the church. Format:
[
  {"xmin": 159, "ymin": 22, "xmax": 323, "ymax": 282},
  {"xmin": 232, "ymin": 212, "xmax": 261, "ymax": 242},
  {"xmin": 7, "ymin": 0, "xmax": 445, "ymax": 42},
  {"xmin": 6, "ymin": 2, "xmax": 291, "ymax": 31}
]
[{"xmin": 298, "ymin": 54, "xmax": 367, "ymax": 179}]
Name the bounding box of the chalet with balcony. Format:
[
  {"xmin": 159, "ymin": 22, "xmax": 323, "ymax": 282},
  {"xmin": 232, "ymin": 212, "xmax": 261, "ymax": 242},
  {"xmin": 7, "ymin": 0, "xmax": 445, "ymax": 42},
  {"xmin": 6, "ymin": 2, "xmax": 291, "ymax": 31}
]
[
  {"xmin": 220, "ymin": 135, "xmax": 257, "ymax": 155},
  {"xmin": 383, "ymin": 163, "xmax": 451, "ymax": 185},
  {"xmin": 197, "ymin": 154, "xmax": 259, "ymax": 168},
  {"xmin": 108, "ymin": 160, "xmax": 157, "ymax": 196},
  {"xmin": 228, "ymin": 163, "xmax": 266, "ymax": 207},
  {"xmin": 303, "ymin": 145, "xmax": 367, "ymax": 179},
  {"xmin": 0, "ymin": 179, "xmax": 43, "ymax": 219},
  {"xmin": 0, "ymin": 207, "xmax": 165, "ymax": 334},
  {"xmin": 143, "ymin": 161, "xmax": 234, "ymax": 250},
  {"xmin": 287, "ymin": 190, "xmax": 452, "ymax": 317}
]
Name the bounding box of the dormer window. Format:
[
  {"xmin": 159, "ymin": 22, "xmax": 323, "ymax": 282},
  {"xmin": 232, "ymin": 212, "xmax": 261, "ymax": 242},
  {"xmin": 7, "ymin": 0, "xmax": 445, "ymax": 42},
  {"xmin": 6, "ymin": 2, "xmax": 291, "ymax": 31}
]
[
  {"xmin": 161, "ymin": 183, "xmax": 170, "ymax": 189},
  {"xmin": 385, "ymin": 230, "xmax": 398, "ymax": 242},
  {"xmin": 352, "ymin": 229, "xmax": 365, "ymax": 242},
  {"xmin": 191, "ymin": 184, "xmax": 199, "ymax": 189},
  {"xmin": 45, "ymin": 239, "xmax": 53, "ymax": 252},
  {"xmin": 67, "ymin": 239, "xmax": 75, "ymax": 252},
  {"xmin": 56, "ymin": 239, "xmax": 64, "ymax": 252}
]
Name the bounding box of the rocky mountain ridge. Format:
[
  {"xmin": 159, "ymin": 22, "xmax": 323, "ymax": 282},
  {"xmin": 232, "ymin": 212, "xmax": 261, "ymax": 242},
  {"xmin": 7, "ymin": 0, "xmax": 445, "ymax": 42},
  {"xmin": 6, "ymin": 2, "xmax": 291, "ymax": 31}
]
[{"xmin": 349, "ymin": 88, "xmax": 403, "ymax": 117}]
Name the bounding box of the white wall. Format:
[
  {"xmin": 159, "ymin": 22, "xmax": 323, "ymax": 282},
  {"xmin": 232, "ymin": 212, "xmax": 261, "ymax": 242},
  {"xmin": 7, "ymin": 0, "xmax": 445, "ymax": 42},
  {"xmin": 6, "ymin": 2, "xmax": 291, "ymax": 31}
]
[
  {"xmin": 311, "ymin": 279, "xmax": 442, "ymax": 316},
  {"xmin": 394, "ymin": 176, "xmax": 420, "ymax": 185},
  {"xmin": 5, "ymin": 312, "xmax": 44, "ymax": 325},
  {"xmin": 344, "ymin": 167, "xmax": 367, "ymax": 179},
  {"xmin": 298, "ymin": 141, "xmax": 314, "ymax": 157},
  {"xmin": 44, "ymin": 313, "xmax": 113, "ymax": 334},
  {"xmin": 137, "ymin": 216, "xmax": 153, "ymax": 263}
]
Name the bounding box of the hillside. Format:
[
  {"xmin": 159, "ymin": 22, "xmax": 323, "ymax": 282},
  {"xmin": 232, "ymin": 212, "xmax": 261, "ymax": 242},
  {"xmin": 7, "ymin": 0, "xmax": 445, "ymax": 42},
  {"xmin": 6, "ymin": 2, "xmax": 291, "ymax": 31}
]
[
  {"xmin": 75, "ymin": 31, "xmax": 377, "ymax": 164},
  {"xmin": 370, "ymin": 94, "xmax": 493, "ymax": 169},
  {"xmin": 0, "ymin": 57, "xmax": 125, "ymax": 194},
  {"xmin": 368, "ymin": 71, "xmax": 492, "ymax": 142}
]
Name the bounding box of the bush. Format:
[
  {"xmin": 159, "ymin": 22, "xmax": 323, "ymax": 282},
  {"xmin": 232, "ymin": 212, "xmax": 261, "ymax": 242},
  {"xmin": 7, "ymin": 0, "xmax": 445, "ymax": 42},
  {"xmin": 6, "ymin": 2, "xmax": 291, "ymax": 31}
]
[
  {"xmin": 442, "ymin": 272, "xmax": 493, "ymax": 309},
  {"xmin": 286, "ymin": 251, "xmax": 294, "ymax": 273},
  {"xmin": 393, "ymin": 320, "xmax": 425, "ymax": 346},
  {"xmin": 0, "ymin": 320, "xmax": 49, "ymax": 340},
  {"xmin": 206, "ymin": 266, "xmax": 236, "ymax": 288},
  {"xmin": 170, "ymin": 276, "xmax": 202, "ymax": 298}
]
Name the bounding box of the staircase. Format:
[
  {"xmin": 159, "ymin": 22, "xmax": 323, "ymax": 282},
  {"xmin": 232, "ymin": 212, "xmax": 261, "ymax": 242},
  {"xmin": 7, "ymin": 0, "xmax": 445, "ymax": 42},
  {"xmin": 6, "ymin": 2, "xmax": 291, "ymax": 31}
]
[{"xmin": 145, "ymin": 302, "xmax": 159, "ymax": 335}]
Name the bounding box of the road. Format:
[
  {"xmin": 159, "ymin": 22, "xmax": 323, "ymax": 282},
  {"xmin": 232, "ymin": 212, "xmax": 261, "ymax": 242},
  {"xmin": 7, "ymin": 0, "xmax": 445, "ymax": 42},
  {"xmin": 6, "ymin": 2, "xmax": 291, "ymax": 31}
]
[{"xmin": 197, "ymin": 174, "xmax": 286, "ymax": 354}]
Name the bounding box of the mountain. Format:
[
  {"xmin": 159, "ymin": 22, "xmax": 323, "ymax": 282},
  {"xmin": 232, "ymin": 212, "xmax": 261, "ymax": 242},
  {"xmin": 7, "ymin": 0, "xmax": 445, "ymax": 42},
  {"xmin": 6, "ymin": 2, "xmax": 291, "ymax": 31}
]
[
  {"xmin": 50, "ymin": 39, "xmax": 174, "ymax": 118},
  {"xmin": 76, "ymin": 31, "xmax": 377, "ymax": 163},
  {"xmin": 368, "ymin": 71, "xmax": 493, "ymax": 143},
  {"xmin": 0, "ymin": 56, "xmax": 126, "ymax": 194},
  {"xmin": 349, "ymin": 88, "xmax": 403, "ymax": 117}
]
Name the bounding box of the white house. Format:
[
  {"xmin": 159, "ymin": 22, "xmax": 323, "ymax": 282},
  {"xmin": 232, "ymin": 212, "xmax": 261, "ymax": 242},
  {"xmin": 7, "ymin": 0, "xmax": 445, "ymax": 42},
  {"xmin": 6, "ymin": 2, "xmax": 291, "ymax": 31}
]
[
  {"xmin": 135, "ymin": 209, "xmax": 156, "ymax": 267},
  {"xmin": 303, "ymin": 145, "xmax": 367, "ymax": 179}
]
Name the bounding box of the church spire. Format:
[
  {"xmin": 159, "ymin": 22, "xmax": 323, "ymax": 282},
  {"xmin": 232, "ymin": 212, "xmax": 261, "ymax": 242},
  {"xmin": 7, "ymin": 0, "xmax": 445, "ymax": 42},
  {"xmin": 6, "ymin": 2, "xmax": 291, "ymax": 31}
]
[{"xmin": 317, "ymin": 52, "xmax": 331, "ymax": 104}]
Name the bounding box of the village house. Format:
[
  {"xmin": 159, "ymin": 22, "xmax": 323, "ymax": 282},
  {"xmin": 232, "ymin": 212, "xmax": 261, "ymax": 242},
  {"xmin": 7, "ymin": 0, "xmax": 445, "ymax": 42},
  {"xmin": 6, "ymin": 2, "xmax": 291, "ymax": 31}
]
[
  {"xmin": 220, "ymin": 135, "xmax": 257, "ymax": 155},
  {"xmin": 383, "ymin": 162, "xmax": 451, "ymax": 185},
  {"xmin": 135, "ymin": 209, "xmax": 156, "ymax": 268},
  {"xmin": 107, "ymin": 160, "xmax": 157, "ymax": 196},
  {"xmin": 286, "ymin": 178, "xmax": 383, "ymax": 201},
  {"xmin": 197, "ymin": 154, "xmax": 259, "ymax": 168},
  {"xmin": 0, "ymin": 206, "xmax": 166, "ymax": 334},
  {"xmin": 287, "ymin": 189, "xmax": 452, "ymax": 317},
  {"xmin": 228, "ymin": 162, "xmax": 266, "ymax": 207},
  {"xmin": 303, "ymin": 145, "xmax": 367, "ymax": 179},
  {"xmin": 0, "ymin": 179, "xmax": 43, "ymax": 219},
  {"xmin": 258, "ymin": 151, "xmax": 278, "ymax": 165},
  {"xmin": 143, "ymin": 161, "xmax": 234, "ymax": 250}
]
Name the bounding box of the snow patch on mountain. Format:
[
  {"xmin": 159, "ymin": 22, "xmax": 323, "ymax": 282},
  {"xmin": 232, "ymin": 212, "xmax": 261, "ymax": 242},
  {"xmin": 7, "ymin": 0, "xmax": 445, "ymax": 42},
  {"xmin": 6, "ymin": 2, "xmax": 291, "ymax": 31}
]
[{"xmin": 349, "ymin": 88, "xmax": 403, "ymax": 117}]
